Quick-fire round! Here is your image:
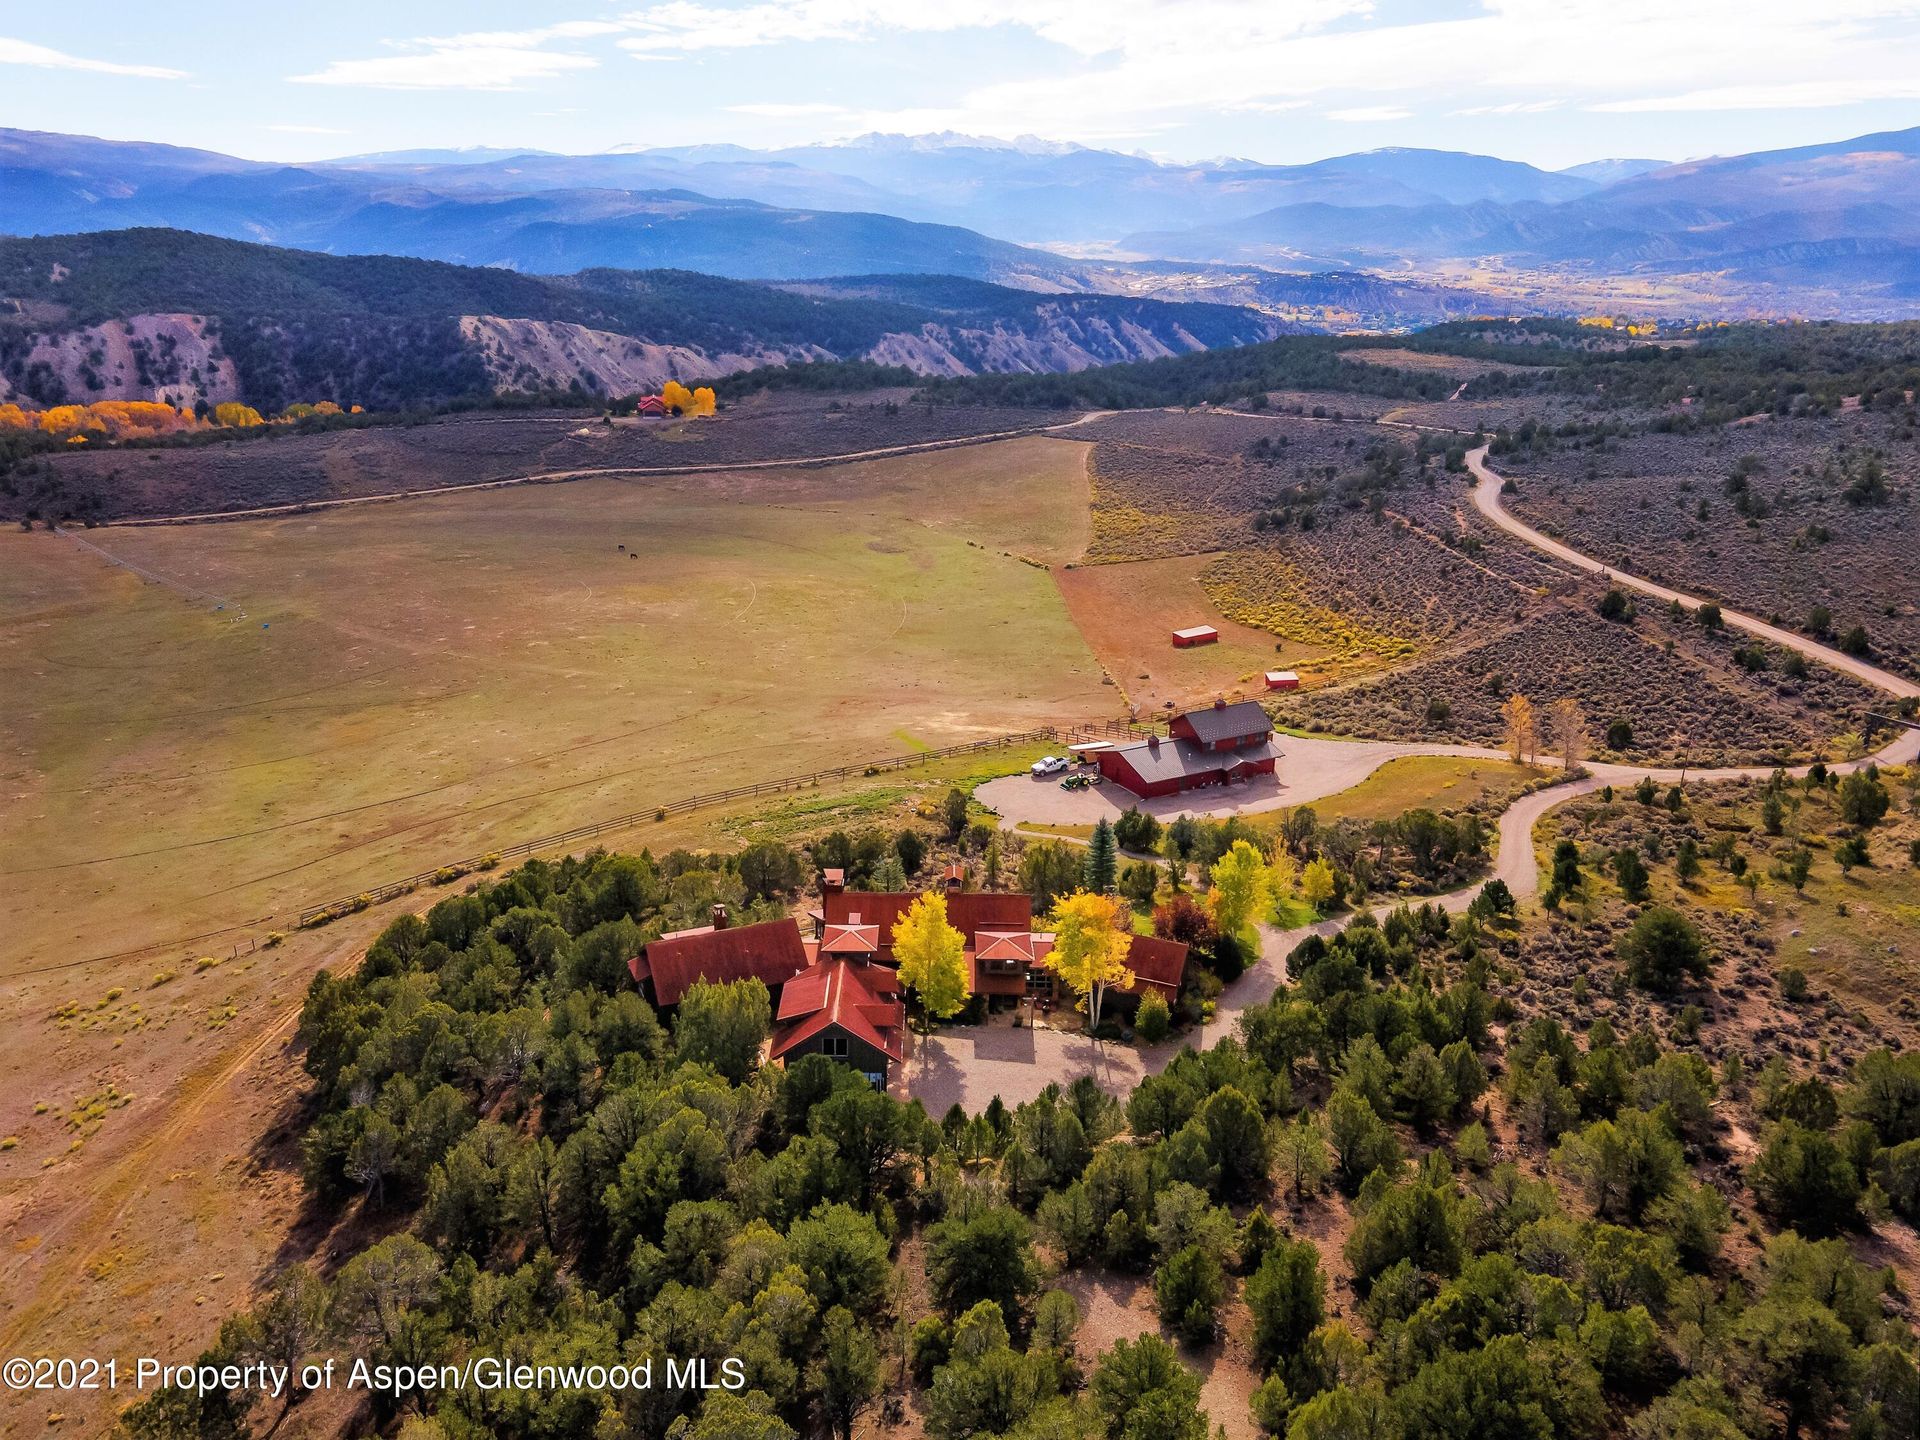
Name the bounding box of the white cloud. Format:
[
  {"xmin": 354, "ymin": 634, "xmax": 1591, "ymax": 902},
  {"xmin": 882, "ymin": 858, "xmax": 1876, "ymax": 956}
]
[
  {"xmin": 289, "ymin": 24, "xmax": 610, "ymax": 90},
  {"xmin": 267, "ymin": 123, "xmax": 349, "ymax": 135},
  {"xmin": 273, "ymin": 2, "xmax": 1920, "ymax": 144},
  {"xmin": 727, "ymin": 101, "xmax": 850, "ymax": 118},
  {"xmin": 1327, "ymin": 105, "xmax": 1412, "ymax": 122},
  {"xmin": 1226, "ymin": 99, "xmax": 1311, "ymax": 115},
  {"xmin": 1454, "ymin": 99, "xmax": 1564, "ymax": 117},
  {"xmin": 0, "ymin": 36, "xmax": 184, "ymax": 79},
  {"xmin": 1591, "ymin": 79, "xmax": 1920, "ymax": 112},
  {"xmin": 602, "ymin": 0, "xmax": 1920, "ymax": 145}
]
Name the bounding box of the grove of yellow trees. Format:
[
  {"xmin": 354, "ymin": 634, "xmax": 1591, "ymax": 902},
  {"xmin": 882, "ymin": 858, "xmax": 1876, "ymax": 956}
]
[
  {"xmin": 0, "ymin": 397, "xmax": 364, "ymax": 444},
  {"xmin": 0, "ymin": 400, "xmax": 200, "ymax": 441},
  {"xmin": 659, "ymin": 381, "xmax": 717, "ymax": 417}
]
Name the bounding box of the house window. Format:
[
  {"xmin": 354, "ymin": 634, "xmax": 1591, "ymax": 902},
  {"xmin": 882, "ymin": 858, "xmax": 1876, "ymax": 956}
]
[{"xmin": 823, "ymin": 1036, "xmax": 849, "ymax": 1058}]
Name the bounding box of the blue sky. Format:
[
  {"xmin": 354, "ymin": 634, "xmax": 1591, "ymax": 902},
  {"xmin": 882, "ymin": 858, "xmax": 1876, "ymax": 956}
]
[{"xmin": 8, "ymin": 1, "xmax": 1920, "ymax": 169}]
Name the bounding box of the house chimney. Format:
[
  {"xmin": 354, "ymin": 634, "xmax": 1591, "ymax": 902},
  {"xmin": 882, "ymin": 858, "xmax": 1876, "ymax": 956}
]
[
  {"xmin": 711, "ymin": 903, "xmax": 729, "ymax": 930},
  {"xmin": 821, "ymin": 867, "xmax": 845, "ymax": 896},
  {"xmin": 1214, "ymin": 697, "xmax": 1226, "ymax": 709},
  {"xmin": 1148, "ymin": 733, "xmax": 1161, "ymax": 751}
]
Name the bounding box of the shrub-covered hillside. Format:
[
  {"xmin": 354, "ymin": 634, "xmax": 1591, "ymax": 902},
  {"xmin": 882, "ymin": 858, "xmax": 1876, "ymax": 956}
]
[{"xmin": 126, "ymin": 833, "xmax": 1920, "ymax": 1440}]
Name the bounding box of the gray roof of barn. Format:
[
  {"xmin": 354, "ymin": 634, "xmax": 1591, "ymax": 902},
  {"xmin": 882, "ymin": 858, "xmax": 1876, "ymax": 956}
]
[
  {"xmin": 1110, "ymin": 734, "xmax": 1282, "ymax": 784},
  {"xmin": 1178, "ymin": 700, "xmax": 1275, "ymax": 746}
]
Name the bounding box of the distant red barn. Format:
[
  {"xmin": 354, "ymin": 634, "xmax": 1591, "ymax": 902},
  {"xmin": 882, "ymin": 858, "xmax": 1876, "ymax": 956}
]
[
  {"xmin": 635, "ymin": 395, "xmax": 669, "ymax": 416},
  {"xmin": 1171, "ymin": 625, "xmax": 1219, "ymax": 648},
  {"xmin": 1265, "ymin": 670, "xmax": 1300, "ymax": 691}
]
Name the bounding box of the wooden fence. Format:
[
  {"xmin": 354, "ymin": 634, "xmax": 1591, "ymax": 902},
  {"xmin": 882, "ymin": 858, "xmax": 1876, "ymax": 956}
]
[{"xmin": 294, "ymin": 716, "xmax": 1156, "ymax": 927}]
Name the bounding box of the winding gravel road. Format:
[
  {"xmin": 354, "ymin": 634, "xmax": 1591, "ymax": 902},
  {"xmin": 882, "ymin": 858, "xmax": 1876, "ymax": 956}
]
[{"xmin": 903, "ymin": 447, "xmax": 1920, "ymax": 1112}]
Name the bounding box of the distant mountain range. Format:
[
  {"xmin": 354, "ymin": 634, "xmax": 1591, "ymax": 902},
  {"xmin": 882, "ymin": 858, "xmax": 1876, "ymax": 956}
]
[
  {"xmin": 1122, "ymin": 128, "xmax": 1920, "ymax": 307},
  {"xmin": 0, "ymin": 229, "xmax": 1292, "ymax": 411},
  {"xmin": 7, "ymin": 123, "xmax": 1920, "ymax": 321}
]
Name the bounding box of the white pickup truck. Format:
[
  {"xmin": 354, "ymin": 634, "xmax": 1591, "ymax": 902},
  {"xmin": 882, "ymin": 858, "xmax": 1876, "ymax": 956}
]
[{"xmin": 1030, "ymin": 755, "xmax": 1070, "ymax": 777}]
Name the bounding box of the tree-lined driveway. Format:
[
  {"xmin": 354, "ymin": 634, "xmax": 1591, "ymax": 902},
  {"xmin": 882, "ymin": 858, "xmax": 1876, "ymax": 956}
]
[{"xmin": 900, "ymin": 449, "xmax": 1919, "ymax": 1114}]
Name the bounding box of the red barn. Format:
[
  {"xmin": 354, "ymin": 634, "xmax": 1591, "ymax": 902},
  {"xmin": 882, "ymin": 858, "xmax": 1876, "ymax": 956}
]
[
  {"xmin": 1096, "ymin": 699, "xmax": 1281, "ymax": 799},
  {"xmin": 635, "ymin": 395, "xmax": 669, "ymax": 416},
  {"xmin": 1171, "ymin": 625, "xmax": 1219, "ymax": 648},
  {"xmin": 1265, "ymin": 670, "xmax": 1300, "ymax": 691}
]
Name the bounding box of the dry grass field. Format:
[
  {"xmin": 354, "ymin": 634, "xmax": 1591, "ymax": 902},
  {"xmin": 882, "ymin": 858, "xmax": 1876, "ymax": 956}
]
[
  {"xmin": 1, "ymin": 434, "xmax": 1105, "ymax": 976},
  {"xmin": 1053, "ymin": 554, "xmax": 1311, "ymax": 712}
]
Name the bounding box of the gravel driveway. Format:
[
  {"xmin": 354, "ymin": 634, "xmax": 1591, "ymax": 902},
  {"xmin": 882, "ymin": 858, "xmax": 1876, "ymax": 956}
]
[{"xmin": 976, "ymin": 734, "xmax": 1508, "ymax": 828}]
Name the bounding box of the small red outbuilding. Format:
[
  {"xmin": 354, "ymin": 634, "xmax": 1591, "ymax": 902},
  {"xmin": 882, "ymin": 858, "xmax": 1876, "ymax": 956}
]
[{"xmin": 1171, "ymin": 625, "xmax": 1219, "ymax": 648}]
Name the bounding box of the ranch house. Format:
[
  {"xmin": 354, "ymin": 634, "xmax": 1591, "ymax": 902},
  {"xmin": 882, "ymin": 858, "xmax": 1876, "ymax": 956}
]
[
  {"xmin": 628, "ymin": 907, "xmax": 811, "ymax": 1008},
  {"xmin": 767, "ymin": 956, "xmax": 905, "ymax": 1086},
  {"xmin": 628, "ymin": 905, "xmax": 907, "ymax": 1084},
  {"xmin": 1095, "ymin": 698, "xmax": 1282, "ymax": 799},
  {"xmin": 815, "ymin": 869, "xmax": 1191, "ymax": 1017}
]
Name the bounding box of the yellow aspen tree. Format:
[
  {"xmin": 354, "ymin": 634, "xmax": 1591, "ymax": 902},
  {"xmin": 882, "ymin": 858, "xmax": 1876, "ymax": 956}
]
[
  {"xmin": 1208, "ymin": 839, "xmax": 1271, "ymax": 938},
  {"xmin": 1266, "ymin": 845, "xmax": 1297, "ymax": 907},
  {"xmin": 691, "ymin": 386, "xmax": 717, "ymax": 416},
  {"xmin": 1043, "ymin": 890, "xmax": 1134, "ymax": 1035},
  {"xmin": 1301, "ymin": 857, "xmax": 1338, "ymax": 912},
  {"xmin": 661, "ymin": 380, "xmax": 694, "ymax": 415},
  {"xmin": 1501, "ymin": 693, "xmax": 1538, "ymax": 765},
  {"xmin": 892, "ymin": 892, "xmax": 970, "ymax": 1029}
]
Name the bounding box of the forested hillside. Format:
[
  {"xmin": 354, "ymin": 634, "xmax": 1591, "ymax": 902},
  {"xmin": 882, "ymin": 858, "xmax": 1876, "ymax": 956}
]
[
  {"xmin": 126, "ymin": 830, "xmax": 1920, "ymax": 1440},
  {"xmin": 0, "ymin": 230, "xmax": 1286, "ymax": 412}
]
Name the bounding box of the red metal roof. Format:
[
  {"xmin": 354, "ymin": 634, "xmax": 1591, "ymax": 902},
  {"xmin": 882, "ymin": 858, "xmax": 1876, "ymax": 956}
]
[
  {"xmin": 823, "ymin": 890, "xmax": 1034, "ymax": 959},
  {"xmin": 770, "ymin": 957, "xmax": 905, "ymax": 1063},
  {"xmin": 777, "ymin": 967, "xmax": 832, "ymax": 1020},
  {"xmin": 1172, "ymin": 699, "xmax": 1274, "ymax": 746},
  {"xmin": 630, "ymin": 917, "xmax": 810, "ymax": 1006},
  {"xmin": 975, "ymin": 930, "xmax": 1036, "ymax": 963},
  {"xmin": 1121, "ymin": 935, "xmax": 1190, "ymax": 998},
  {"xmin": 821, "ymin": 922, "xmax": 880, "ymax": 955}
]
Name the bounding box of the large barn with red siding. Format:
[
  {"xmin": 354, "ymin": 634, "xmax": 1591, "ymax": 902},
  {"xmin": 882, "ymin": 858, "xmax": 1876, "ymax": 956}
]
[{"xmin": 1095, "ymin": 699, "xmax": 1281, "ymax": 799}]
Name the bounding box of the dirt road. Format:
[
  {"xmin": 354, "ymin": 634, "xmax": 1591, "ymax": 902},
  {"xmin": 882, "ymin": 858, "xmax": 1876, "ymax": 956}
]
[
  {"xmin": 101, "ymin": 411, "xmax": 1113, "ymax": 528},
  {"xmin": 905, "ymin": 449, "xmax": 1920, "ymax": 1113},
  {"xmin": 1469, "ymin": 443, "xmax": 1920, "ymax": 703}
]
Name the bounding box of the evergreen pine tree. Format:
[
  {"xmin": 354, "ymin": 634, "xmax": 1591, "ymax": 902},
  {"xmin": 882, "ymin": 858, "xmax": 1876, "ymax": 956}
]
[{"xmin": 1086, "ymin": 818, "xmax": 1119, "ymax": 893}]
